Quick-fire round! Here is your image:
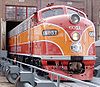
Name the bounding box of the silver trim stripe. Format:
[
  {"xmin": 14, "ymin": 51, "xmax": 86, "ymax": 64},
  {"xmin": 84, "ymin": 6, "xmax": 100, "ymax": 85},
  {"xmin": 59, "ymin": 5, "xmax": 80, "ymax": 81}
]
[
  {"xmin": 9, "ymin": 52, "xmax": 96, "ymax": 60},
  {"xmin": 39, "ymin": 55, "xmax": 96, "ymax": 60}
]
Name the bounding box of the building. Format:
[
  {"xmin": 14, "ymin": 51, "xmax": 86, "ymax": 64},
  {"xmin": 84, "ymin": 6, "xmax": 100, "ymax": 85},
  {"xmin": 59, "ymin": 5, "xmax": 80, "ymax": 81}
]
[
  {"xmin": 0, "ymin": 0, "xmax": 100, "ymax": 50},
  {"xmin": 0, "ymin": 0, "xmax": 38, "ymax": 50}
]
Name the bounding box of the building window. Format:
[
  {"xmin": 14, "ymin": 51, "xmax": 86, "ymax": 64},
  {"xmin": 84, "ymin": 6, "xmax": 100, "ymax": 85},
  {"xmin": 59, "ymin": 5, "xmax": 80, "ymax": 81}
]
[
  {"xmin": 6, "ymin": 6, "xmax": 37, "ymax": 21},
  {"xmin": 17, "ymin": 7, "xmax": 26, "ymax": 20},
  {"xmin": 18, "ymin": 0, "xmax": 25, "ymax": 2},
  {"xmin": 6, "ymin": 6, "xmax": 16, "ymax": 20},
  {"xmin": 67, "ymin": 2, "xmax": 73, "ymax": 5},
  {"xmin": 28, "ymin": 7, "xmax": 37, "ymax": 17}
]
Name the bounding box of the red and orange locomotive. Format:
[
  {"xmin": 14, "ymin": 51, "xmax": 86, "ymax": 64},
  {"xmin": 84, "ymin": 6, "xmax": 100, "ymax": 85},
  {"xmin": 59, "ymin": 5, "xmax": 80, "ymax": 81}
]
[{"xmin": 8, "ymin": 5, "xmax": 96, "ymax": 80}]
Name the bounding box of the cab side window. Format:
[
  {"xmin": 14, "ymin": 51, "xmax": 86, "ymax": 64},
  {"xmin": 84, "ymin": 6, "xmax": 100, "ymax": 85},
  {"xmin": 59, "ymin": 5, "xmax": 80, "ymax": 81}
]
[{"xmin": 67, "ymin": 8, "xmax": 85, "ymax": 18}]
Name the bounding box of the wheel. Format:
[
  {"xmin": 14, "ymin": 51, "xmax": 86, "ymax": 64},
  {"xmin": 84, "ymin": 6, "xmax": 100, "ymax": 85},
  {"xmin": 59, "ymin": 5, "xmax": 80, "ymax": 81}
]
[{"xmin": 6, "ymin": 70, "xmax": 18, "ymax": 84}]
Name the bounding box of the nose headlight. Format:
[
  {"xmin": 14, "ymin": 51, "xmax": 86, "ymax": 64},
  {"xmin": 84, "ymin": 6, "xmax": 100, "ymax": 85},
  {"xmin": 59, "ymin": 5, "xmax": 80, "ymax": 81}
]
[
  {"xmin": 70, "ymin": 14, "xmax": 80, "ymax": 24},
  {"xmin": 71, "ymin": 43, "xmax": 82, "ymax": 52},
  {"xmin": 72, "ymin": 32, "xmax": 80, "ymax": 41}
]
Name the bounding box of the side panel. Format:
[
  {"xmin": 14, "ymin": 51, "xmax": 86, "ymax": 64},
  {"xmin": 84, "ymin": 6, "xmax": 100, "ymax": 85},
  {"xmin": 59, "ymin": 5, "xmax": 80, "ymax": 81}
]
[
  {"xmin": 16, "ymin": 30, "xmax": 31, "ymax": 55},
  {"xmin": 31, "ymin": 42, "xmax": 62, "ymax": 55},
  {"xmin": 8, "ymin": 36, "xmax": 17, "ymax": 54}
]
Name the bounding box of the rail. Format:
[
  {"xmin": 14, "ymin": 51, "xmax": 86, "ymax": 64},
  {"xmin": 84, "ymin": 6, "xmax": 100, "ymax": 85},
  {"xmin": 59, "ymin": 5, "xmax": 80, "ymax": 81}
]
[{"xmin": 0, "ymin": 57, "xmax": 99, "ymax": 87}]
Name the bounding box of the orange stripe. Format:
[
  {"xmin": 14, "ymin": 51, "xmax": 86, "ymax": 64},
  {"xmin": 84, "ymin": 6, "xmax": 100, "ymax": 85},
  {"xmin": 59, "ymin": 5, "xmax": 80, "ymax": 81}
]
[
  {"xmin": 31, "ymin": 24, "xmax": 95, "ymax": 56},
  {"xmin": 17, "ymin": 30, "xmax": 29, "ymax": 45},
  {"xmin": 9, "ymin": 36, "xmax": 16, "ymax": 46}
]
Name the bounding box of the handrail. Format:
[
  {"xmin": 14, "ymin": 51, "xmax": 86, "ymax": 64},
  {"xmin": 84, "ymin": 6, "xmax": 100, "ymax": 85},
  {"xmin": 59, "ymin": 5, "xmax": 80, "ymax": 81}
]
[{"xmin": 1, "ymin": 57, "xmax": 99, "ymax": 87}]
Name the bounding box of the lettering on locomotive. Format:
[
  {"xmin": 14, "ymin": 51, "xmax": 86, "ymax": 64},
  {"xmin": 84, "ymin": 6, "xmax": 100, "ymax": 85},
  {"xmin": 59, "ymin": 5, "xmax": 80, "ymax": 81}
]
[{"xmin": 42, "ymin": 29, "xmax": 58, "ymax": 36}]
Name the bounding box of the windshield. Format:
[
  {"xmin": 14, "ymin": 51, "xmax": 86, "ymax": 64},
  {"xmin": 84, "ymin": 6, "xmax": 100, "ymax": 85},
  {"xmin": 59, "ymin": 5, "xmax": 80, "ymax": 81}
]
[
  {"xmin": 67, "ymin": 8, "xmax": 85, "ymax": 18},
  {"xmin": 42, "ymin": 8, "xmax": 64, "ymax": 18}
]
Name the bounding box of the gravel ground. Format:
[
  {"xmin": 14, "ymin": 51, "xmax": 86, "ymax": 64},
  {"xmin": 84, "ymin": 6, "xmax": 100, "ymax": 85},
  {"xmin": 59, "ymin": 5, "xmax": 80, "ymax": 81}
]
[{"xmin": 0, "ymin": 74, "xmax": 15, "ymax": 87}]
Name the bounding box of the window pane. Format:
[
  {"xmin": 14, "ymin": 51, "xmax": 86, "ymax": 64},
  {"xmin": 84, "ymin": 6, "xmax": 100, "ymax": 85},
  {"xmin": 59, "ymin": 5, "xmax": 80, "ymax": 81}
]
[
  {"xmin": 18, "ymin": 0, "xmax": 25, "ymax": 2},
  {"xmin": 28, "ymin": 7, "xmax": 37, "ymax": 17},
  {"xmin": 42, "ymin": 8, "xmax": 64, "ymax": 18},
  {"xmin": 6, "ymin": 6, "xmax": 16, "ymax": 20},
  {"xmin": 6, "ymin": 6, "xmax": 37, "ymax": 21},
  {"xmin": 17, "ymin": 7, "xmax": 26, "ymax": 20},
  {"xmin": 67, "ymin": 8, "xmax": 85, "ymax": 17}
]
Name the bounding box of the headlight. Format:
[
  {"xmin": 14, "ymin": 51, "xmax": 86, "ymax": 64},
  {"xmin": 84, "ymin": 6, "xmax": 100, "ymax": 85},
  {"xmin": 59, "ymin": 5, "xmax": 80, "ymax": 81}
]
[
  {"xmin": 71, "ymin": 43, "xmax": 82, "ymax": 52},
  {"xmin": 70, "ymin": 14, "xmax": 80, "ymax": 24},
  {"xmin": 89, "ymin": 31, "xmax": 94, "ymax": 37},
  {"xmin": 72, "ymin": 32, "xmax": 80, "ymax": 41}
]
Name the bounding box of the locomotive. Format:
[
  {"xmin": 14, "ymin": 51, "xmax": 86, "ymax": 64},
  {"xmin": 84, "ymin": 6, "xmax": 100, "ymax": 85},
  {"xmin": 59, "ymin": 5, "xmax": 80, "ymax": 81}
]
[{"xmin": 8, "ymin": 5, "xmax": 96, "ymax": 80}]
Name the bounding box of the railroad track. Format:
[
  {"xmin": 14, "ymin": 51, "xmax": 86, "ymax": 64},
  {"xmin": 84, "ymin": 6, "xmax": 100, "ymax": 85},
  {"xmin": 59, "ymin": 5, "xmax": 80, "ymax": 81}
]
[
  {"xmin": 35, "ymin": 74, "xmax": 100, "ymax": 87},
  {"xmin": 60, "ymin": 82, "xmax": 89, "ymax": 87},
  {"xmin": 59, "ymin": 79, "xmax": 100, "ymax": 87},
  {"xmin": 0, "ymin": 56, "xmax": 100, "ymax": 87}
]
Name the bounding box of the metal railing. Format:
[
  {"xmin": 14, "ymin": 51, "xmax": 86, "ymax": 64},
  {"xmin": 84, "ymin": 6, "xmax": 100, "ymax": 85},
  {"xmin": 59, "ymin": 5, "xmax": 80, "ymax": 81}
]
[{"xmin": 0, "ymin": 57, "xmax": 100, "ymax": 87}]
